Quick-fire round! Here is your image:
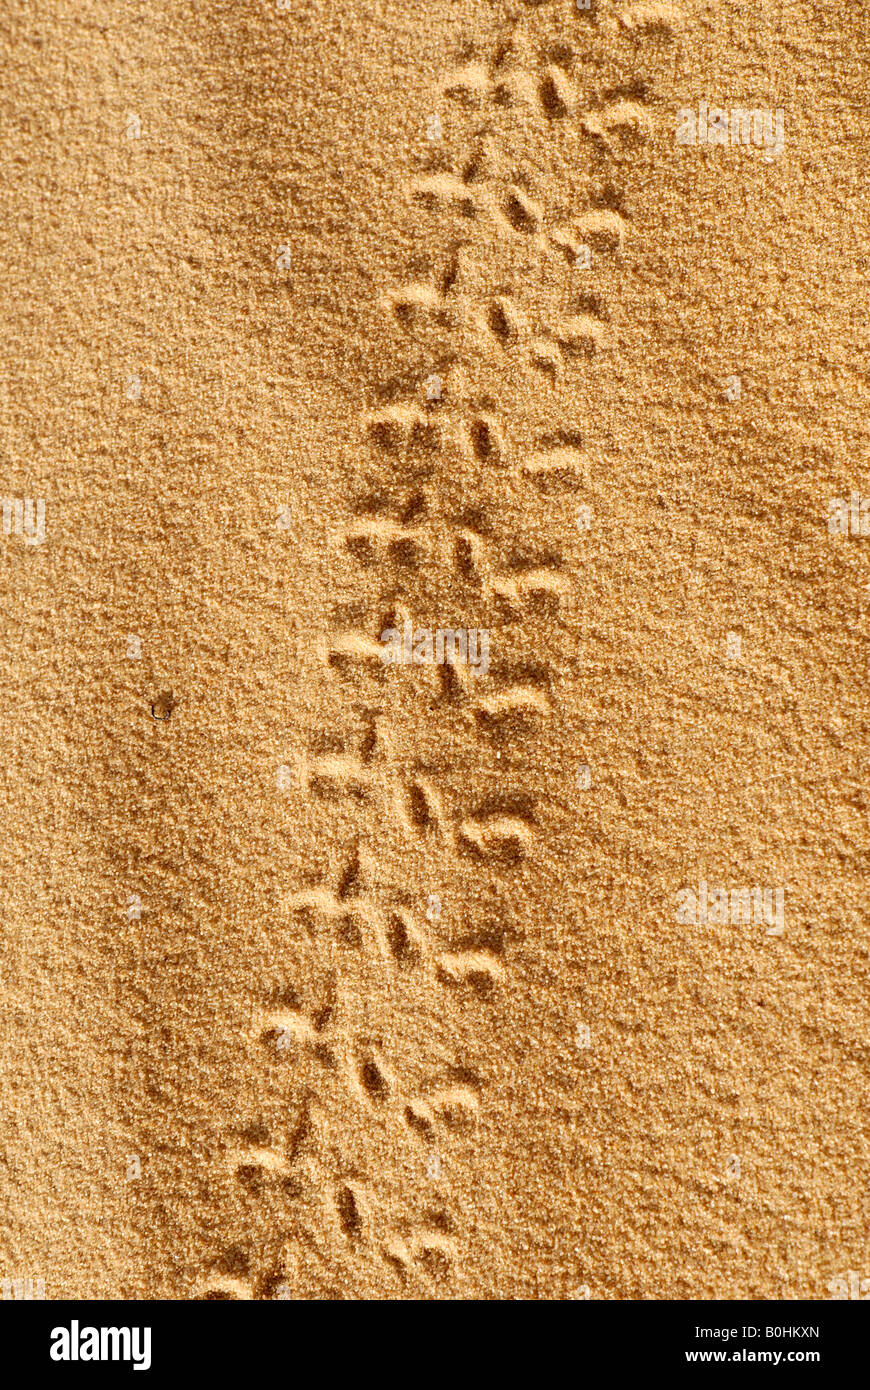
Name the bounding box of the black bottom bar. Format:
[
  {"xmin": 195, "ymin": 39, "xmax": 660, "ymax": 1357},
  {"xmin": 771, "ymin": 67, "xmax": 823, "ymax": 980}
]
[{"xmin": 5, "ymin": 1300, "xmax": 864, "ymax": 1377}]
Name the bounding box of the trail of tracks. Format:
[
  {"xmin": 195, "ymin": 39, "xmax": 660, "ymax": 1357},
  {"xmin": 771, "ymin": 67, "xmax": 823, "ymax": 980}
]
[{"xmin": 199, "ymin": 0, "xmax": 682, "ymax": 1299}]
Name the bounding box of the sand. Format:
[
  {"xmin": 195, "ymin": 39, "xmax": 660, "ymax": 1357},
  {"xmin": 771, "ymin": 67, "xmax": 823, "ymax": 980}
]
[{"xmin": 1, "ymin": 0, "xmax": 867, "ymax": 1300}]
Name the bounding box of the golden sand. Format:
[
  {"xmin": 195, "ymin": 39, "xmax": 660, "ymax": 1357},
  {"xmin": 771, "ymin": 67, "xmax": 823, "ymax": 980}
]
[{"xmin": 1, "ymin": 0, "xmax": 867, "ymax": 1299}]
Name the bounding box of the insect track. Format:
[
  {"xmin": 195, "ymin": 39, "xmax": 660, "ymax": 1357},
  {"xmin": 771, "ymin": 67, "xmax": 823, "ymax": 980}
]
[{"xmin": 204, "ymin": 0, "xmax": 679, "ymax": 1296}]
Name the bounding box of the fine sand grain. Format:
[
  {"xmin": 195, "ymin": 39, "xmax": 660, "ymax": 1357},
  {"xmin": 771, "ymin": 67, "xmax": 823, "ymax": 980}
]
[{"xmin": 1, "ymin": 0, "xmax": 867, "ymax": 1299}]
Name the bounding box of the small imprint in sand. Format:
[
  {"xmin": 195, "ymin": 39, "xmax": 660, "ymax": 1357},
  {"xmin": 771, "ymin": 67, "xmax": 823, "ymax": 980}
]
[
  {"xmin": 150, "ymin": 690, "xmax": 175, "ymax": 720},
  {"xmin": 521, "ymin": 441, "xmax": 589, "ymax": 491},
  {"xmin": 619, "ymin": 3, "xmax": 681, "ymax": 38},
  {"xmin": 455, "ymin": 812, "xmax": 537, "ymax": 864},
  {"xmin": 437, "ymin": 949, "xmax": 505, "ymax": 997},
  {"xmin": 197, "ymin": 1277, "xmax": 254, "ymax": 1301}
]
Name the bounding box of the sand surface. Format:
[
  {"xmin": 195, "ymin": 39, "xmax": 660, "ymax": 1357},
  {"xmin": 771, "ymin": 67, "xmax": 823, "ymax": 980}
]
[{"xmin": 1, "ymin": 0, "xmax": 868, "ymax": 1299}]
